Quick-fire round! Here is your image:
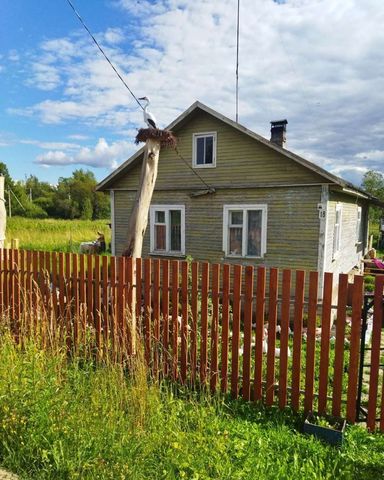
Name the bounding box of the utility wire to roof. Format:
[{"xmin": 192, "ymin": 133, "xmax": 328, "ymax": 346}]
[
  {"xmin": 65, "ymin": 0, "xmax": 215, "ymax": 193},
  {"xmin": 65, "ymin": 0, "xmax": 143, "ymax": 111},
  {"xmin": 174, "ymin": 147, "xmax": 215, "ymax": 193}
]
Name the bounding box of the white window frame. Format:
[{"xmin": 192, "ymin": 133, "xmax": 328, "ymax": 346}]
[
  {"xmin": 192, "ymin": 132, "xmax": 217, "ymax": 168},
  {"xmin": 222, "ymin": 204, "xmax": 268, "ymax": 258},
  {"xmin": 356, "ymin": 206, "xmax": 362, "ymax": 244},
  {"xmin": 150, "ymin": 205, "xmax": 185, "ymax": 256},
  {"xmin": 332, "ymin": 203, "xmax": 342, "ymax": 259}
]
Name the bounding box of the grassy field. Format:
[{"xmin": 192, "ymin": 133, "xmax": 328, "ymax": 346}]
[
  {"xmin": 5, "ymin": 217, "xmax": 111, "ymax": 253},
  {"xmin": 0, "ymin": 334, "xmax": 383, "ymax": 480}
]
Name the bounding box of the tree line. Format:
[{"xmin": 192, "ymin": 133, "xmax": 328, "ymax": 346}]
[{"xmin": 0, "ymin": 162, "xmax": 110, "ymax": 220}]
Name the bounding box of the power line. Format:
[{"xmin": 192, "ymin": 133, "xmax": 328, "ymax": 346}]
[
  {"xmin": 174, "ymin": 147, "xmax": 215, "ymax": 193},
  {"xmin": 65, "ymin": 0, "xmax": 144, "ymax": 111},
  {"xmin": 235, "ymin": 0, "xmax": 240, "ymax": 123}
]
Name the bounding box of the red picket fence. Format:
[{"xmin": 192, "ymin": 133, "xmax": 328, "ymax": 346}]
[{"xmin": 0, "ymin": 248, "xmax": 383, "ymax": 430}]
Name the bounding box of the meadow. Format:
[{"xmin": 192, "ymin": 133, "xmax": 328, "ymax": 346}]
[
  {"xmin": 5, "ymin": 217, "xmax": 111, "ymax": 253},
  {"xmin": 0, "ymin": 332, "xmax": 383, "ymax": 480}
]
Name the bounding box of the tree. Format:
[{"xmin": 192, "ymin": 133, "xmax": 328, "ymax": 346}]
[{"xmin": 361, "ymin": 170, "xmax": 384, "ymax": 223}]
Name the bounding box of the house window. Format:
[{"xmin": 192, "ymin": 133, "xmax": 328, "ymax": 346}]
[
  {"xmin": 333, "ymin": 203, "xmax": 342, "ymax": 258},
  {"xmin": 223, "ymin": 205, "xmax": 267, "ymax": 258},
  {"xmin": 192, "ymin": 132, "xmax": 216, "ymax": 167},
  {"xmin": 150, "ymin": 205, "xmax": 185, "ymax": 255},
  {"xmin": 356, "ymin": 206, "xmax": 362, "ymax": 243}
]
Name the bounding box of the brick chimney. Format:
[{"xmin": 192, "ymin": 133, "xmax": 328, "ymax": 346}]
[{"xmin": 270, "ymin": 119, "xmax": 288, "ymax": 148}]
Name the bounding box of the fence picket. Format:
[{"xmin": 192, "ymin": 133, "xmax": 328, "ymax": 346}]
[
  {"xmin": 191, "ymin": 262, "xmax": 198, "ymax": 386},
  {"xmin": 304, "ymin": 271, "xmax": 319, "ymax": 414},
  {"xmin": 318, "ymin": 272, "xmax": 333, "ymax": 415},
  {"xmin": 181, "ymin": 261, "xmax": 188, "ymax": 384},
  {"xmin": 102, "ymin": 256, "xmax": 109, "ymax": 353},
  {"xmin": 221, "ymin": 264, "xmax": 230, "ymax": 393},
  {"xmin": 210, "ymin": 263, "xmax": 220, "ymax": 393},
  {"xmin": 266, "ymin": 268, "xmax": 278, "ymax": 406},
  {"xmin": 51, "ymin": 252, "xmax": 58, "ymax": 329},
  {"xmin": 26, "ymin": 250, "xmax": 33, "ymax": 332},
  {"xmin": 291, "ymin": 270, "xmax": 305, "ymax": 411},
  {"xmin": 144, "ymin": 258, "xmax": 151, "ymax": 366},
  {"xmin": 171, "ymin": 260, "xmax": 179, "ymax": 380},
  {"xmin": 346, "ymin": 275, "xmax": 364, "ymax": 423},
  {"xmin": 86, "ymin": 255, "xmax": 93, "ymax": 337},
  {"xmin": 136, "ymin": 258, "xmax": 142, "ymax": 333},
  {"xmin": 254, "ymin": 266, "xmax": 266, "ymax": 402},
  {"xmin": 117, "ymin": 257, "xmax": 125, "ymax": 358},
  {"xmin": 200, "ymin": 262, "xmax": 209, "ymax": 385},
  {"xmin": 94, "ymin": 255, "xmax": 101, "ymax": 355},
  {"xmin": 153, "ymin": 259, "xmax": 160, "ymax": 377},
  {"xmin": 14, "ymin": 250, "xmax": 20, "ymax": 340},
  {"xmin": 367, "ymin": 275, "xmax": 384, "ymax": 431},
  {"xmin": 125, "ymin": 257, "xmax": 134, "ymax": 356},
  {"xmin": 79, "ymin": 255, "xmax": 86, "ymax": 341},
  {"xmin": 279, "ymin": 269, "xmax": 291, "ymax": 409},
  {"xmin": 110, "ymin": 256, "xmax": 117, "ymax": 359},
  {"xmin": 242, "ymin": 265, "xmax": 254, "ymax": 401},
  {"xmin": 231, "ymin": 264, "xmax": 242, "ymax": 398},
  {"xmin": 332, "ymin": 273, "xmax": 349, "ymax": 417},
  {"xmin": 161, "ymin": 259, "xmax": 170, "ymax": 376},
  {"xmin": 72, "ymin": 254, "xmax": 79, "ymax": 349},
  {"xmin": 1, "ymin": 250, "xmax": 7, "ymax": 318}
]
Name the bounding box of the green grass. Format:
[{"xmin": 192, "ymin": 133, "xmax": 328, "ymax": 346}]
[
  {"xmin": 0, "ymin": 335, "xmax": 383, "ymax": 480},
  {"xmin": 5, "ymin": 217, "xmax": 111, "ymax": 253}
]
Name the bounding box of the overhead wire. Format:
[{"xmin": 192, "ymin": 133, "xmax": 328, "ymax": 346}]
[
  {"xmin": 174, "ymin": 147, "xmax": 215, "ymax": 192},
  {"xmin": 65, "ymin": 0, "xmax": 215, "ymax": 192},
  {"xmin": 65, "ymin": 0, "xmax": 144, "ymax": 111}
]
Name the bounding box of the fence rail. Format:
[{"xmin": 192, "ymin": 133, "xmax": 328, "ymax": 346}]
[{"xmin": 1, "ymin": 248, "xmax": 384, "ymax": 431}]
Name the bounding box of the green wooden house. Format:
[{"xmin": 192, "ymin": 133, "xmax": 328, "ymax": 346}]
[{"xmin": 97, "ymin": 101, "xmax": 382, "ymax": 295}]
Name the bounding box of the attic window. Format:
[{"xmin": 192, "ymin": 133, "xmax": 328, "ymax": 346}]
[{"xmin": 192, "ymin": 132, "xmax": 216, "ymax": 168}]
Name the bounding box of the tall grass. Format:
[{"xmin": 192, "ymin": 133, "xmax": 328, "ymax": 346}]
[
  {"xmin": 0, "ymin": 319, "xmax": 384, "ymax": 479},
  {"xmin": 5, "ymin": 217, "xmax": 111, "ymax": 252}
]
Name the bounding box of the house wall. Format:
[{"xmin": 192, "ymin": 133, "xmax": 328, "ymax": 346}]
[
  {"xmin": 323, "ymin": 191, "xmax": 368, "ymax": 286},
  {"xmin": 114, "ymin": 185, "xmax": 322, "ymax": 272}
]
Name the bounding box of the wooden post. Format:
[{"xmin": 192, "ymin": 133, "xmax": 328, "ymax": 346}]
[
  {"xmin": 0, "ymin": 176, "xmax": 6, "ymax": 249},
  {"xmin": 122, "ymin": 128, "xmax": 176, "ymax": 355},
  {"xmin": 123, "ymin": 138, "xmax": 161, "ymax": 258},
  {"xmin": 123, "ymin": 138, "xmax": 160, "ymax": 354}
]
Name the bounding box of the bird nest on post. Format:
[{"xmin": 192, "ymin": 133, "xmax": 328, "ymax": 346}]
[{"xmin": 135, "ymin": 128, "xmax": 177, "ymax": 148}]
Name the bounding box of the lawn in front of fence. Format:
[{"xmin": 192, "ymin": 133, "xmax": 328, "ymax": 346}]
[{"xmin": 0, "ymin": 333, "xmax": 383, "ymax": 480}]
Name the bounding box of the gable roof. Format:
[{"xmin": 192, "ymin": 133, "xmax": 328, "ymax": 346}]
[{"xmin": 96, "ymin": 101, "xmax": 384, "ymax": 207}]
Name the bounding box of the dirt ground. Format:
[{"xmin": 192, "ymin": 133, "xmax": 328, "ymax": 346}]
[{"xmin": 0, "ymin": 470, "xmax": 18, "ymax": 479}]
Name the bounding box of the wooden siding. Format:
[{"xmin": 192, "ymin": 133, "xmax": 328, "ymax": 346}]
[
  {"xmin": 324, "ymin": 191, "xmax": 367, "ymax": 281},
  {"xmin": 112, "ymin": 110, "xmax": 327, "ymax": 191},
  {"xmin": 114, "ymin": 186, "xmax": 321, "ymax": 271}
]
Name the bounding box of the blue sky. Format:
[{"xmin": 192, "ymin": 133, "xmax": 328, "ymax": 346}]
[{"xmin": 1, "ymin": 0, "xmax": 383, "ymax": 186}]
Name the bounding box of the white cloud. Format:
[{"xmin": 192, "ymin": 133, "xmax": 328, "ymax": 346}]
[
  {"xmin": 67, "ymin": 134, "xmax": 89, "ymax": 140},
  {"xmin": 8, "ymin": 49, "xmax": 20, "ymax": 62},
  {"xmin": 20, "ymin": 139, "xmax": 80, "ymax": 150},
  {"xmin": 104, "ymin": 28, "xmax": 125, "ymax": 44},
  {"xmin": 8, "ymin": 0, "xmax": 384, "ymax": 185},
  {"xmin": 35, "ymin": 137, "xmax": 134, "ymax": 168}
]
